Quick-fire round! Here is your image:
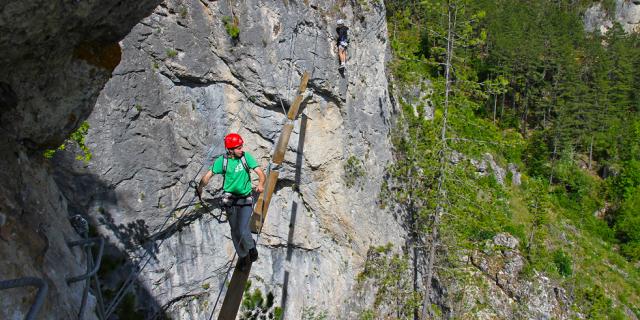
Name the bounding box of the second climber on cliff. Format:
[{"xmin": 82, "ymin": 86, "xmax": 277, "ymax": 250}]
[
  {"xmin": 336, "ymin": 19, "xmax": 349, "ymax": 71},
  {"xmin": 197, "ymin": 133, "xmax": 266, "ymax": 271}
]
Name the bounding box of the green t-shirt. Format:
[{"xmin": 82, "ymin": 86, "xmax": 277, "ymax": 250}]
[{"xmin": 210, "ymin": 152, "xmax": 259, "ymax": 196}]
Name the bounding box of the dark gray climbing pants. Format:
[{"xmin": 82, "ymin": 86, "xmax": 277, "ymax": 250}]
[{"xmin": 227, "ymin": 203, "xmax": 255, "ymax": 258}]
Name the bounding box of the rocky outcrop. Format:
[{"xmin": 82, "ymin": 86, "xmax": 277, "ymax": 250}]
[
  {"xmin": 450, "ymin": 151, "xmax": 521, "ymax": 187},
  {"xmin": 401, "ymin": 79, "xmax": 434, "ymax": 120},
  {"xmin": 46, "ymin": 0, "xmax": 403, "ymax": 318},
  {"xmin": 465, "ymin": 233, "xmax": 573, "ymax": 320},
  {"xmin": 584, "ymin": 0, "xmax": 640, "ymax": 34},
  {"xmin": 1, "ymin": 1, "xmax": 577, "ymax": 319},
  {"xmin": 0, "ymin": 0, "xmax": 161, "ymax": 318}
]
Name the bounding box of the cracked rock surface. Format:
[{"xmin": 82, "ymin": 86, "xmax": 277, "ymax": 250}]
[
  {"xmin": 584, "ymin": 0, "xmax": 640, "ymax": 34},
  {"xmin": 49, "ymin": 0, "xmax": 404, "ymax": 318},
  {"xmin": 1, "ymin": 0, "xmax": 160, "ymax": 318},
  {"xmin": 466, "ymin": 233, "xmax": 573, "ymax": 320}
]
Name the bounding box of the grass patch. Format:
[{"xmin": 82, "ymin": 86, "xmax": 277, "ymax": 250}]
[
  {"xmin": 166, "ymin": 48, "xmax": 178, "ymax": 58},
  {"xmin": 222, "ymin": 16, "xmax": 240, "ymax": 40}
]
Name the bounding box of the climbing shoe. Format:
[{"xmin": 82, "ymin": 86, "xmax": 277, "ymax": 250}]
[{"xmin": 249, "ymin": 247, "xmax": 259, "ymax": 262}]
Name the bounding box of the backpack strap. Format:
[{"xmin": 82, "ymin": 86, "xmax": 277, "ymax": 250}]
[
  {"xmin": 222, "ymin": 155, "xmax": 229, "ymax": 174},
  {"xmin": 239, "ymin": 154, "xmax": 250, "ymax": 175},
  {"xmin": 221, "ymin": 153, "xmax": 251, "ymax": 191},
  {"xmin": 222, "ymin": 155, "xmax": 228, "ymax": 188}
]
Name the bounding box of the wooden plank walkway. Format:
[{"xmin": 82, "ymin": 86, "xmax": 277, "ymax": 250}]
[{"xmin": 217, "ymin": 71, "xmax": 309, "ymax": 320}]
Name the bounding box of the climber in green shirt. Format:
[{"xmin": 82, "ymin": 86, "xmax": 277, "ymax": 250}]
[{"xmin": 197, "ymin": 133, "xmax": 265, "ymax": 270}]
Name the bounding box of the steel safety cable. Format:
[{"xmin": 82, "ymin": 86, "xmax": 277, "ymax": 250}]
[
  {"xmin": 107, "ymin": 43, "xmax": 287, "ymax": 315},
  {"xmin": 104, "ymin": 144, "xmax": 217, "ymax": 318}
]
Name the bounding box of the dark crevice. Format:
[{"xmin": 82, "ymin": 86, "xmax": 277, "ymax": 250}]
[
  {"xmin": 307, "ymin": 81, "xmax": 343, "ymax": 107},
  {"xmin": 469, "ymin": 254, "xmax": 521, "ymax": 303},
  {"xmin": 153, "ymin": 292, "xmax": 207, "ymax": 319},
  {"xmin": 263, "ymin": 242, "xmax": 320, "ymax": 252},
  {"xmin": 146, "ymin": 109, "xmax": 173, "ymax": 120}
]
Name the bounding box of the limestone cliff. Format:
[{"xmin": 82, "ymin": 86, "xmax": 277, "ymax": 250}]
[
  {"xmin": 3, "ymin": 0, "xmax": 627, "ymax": 319},
  {"xmin": 0, "ymin": 1, "xmax": 161, "ymax": 319},
  {"xmin": 584, "ymin": 0, "xmax": 640, "ymax": 34},
  {"xmin": 2, "ymin": 0, "xmax": 404, "ymax": 319}
]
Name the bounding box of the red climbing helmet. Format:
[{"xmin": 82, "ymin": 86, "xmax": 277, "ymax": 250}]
[{"xmin": 224, "ymin": 133, "xmax": 244, "ymax": 149}]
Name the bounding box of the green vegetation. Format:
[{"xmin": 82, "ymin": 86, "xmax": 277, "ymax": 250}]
[
  {"xmin": 382, "ymin": 0, "xmax": 640, "ymax": 317},
  {"xmin": 552, "ymin": 249, "xmax": 573, "ymax": 277},
  {"xmin": 166, "ymin": 48, "xmax": 178, "ymax": 58},
  {"xmin": 43, "ymin": 121, "xmax": 92, "ymax": 163},
  {"xmin": 356, "ymin": 244, "xmax": 420, "ymax": 318},
  {"xmin": 222, "ymin": 16, "xmax": 240, "ymax": 40},
  {"xmin": 240, "ymin": 280, "xmax": 282, "ymax": 320},
  {"xmin": 301, "ymin": 306, "xmax": 328, "ymax": 320},
  {"xmin": 356, "ymin": 0, "xmax": 373, "ymax": 11},
  {"xmin": 344, "ymin": 155, "xmax": 366, "ymax": 188},
  {"xmin": 179, "ymin": 6, "xmax": 188, "ymax": 19}
]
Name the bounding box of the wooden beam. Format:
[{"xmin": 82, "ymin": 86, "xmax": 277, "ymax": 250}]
[
  {"xmin": 287, "ymin": 71, "xmax": 310, "ymax": 120},
  {"xmin": 271, "ymin": 123, "xmax": 294, "ymax": 165},
  {"xmin": 287, "ymin": 95, "xmax": 304, "ymax": 120},
  {"xmin": 298, "ymin": 71, "xmax": 309, "ymax": 93},
  {"xmin": 251, "ymin": 170, "xmax": 279, "ymax": 233},
  {"xmin": 217, "ymin": 261, "xmax": 252, "ymax": 320}
]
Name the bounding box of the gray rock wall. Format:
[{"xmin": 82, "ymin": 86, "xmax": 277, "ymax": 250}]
[
  {"xmin": 0, "ymin": 0, "xmax": 160, "ymax": 319},
  {"xmin": 584, "ymin": 0, "xmax": 640, "ymax": 34},
  {"xmin": 51, "ymin": 0, "xmax": 404, "ymax": 318}
]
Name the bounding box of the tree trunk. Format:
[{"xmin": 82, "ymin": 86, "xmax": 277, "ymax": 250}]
[
  {"xmin": 549, "ymin": 136, "xmax": 558, "ymax": 184},
  {"xmin": 493, "ymin": 93, "xmax": 497, "ymax": 123},
  {"xmin": 421, "ymin": 1, "xmax": 455, "ymax": 318},
  {"xmin": 501, "ymin": 93, "xmax": 505, "ymax": 119},
  {"xmin": 589, "ymin": 135, "xmax": 594, "ymax": 170},
  {"xmin": 522, "ymin": 81, "xmax": 529, "ymax": 137}
]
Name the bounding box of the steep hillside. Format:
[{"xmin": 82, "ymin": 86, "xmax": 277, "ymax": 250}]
[{"xmin": 376, "ymin": 0, "xmax": 640, "ymax": 319}]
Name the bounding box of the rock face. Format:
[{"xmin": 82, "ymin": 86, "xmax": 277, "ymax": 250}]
[
  {"xmin": 47, "ymin": 0, "xmax": 403, "ymax": 318},
  {"xmin": 466, "ymin": 233, "xmax": 573, "ymax": 320},
  {"xmin": 0, "ymin": 1, "xmax": 160, "ymax": 319},
  {"xmin": 584, "ymin": 0, "xmax": 640, "ymax": 34},
  {"xmin": 1, "ymin": 1, "xmax": 578, "ymax": 319},
  {"xmin": 401, "ymin": 79, "xmax": 434, "ymax": 120}
]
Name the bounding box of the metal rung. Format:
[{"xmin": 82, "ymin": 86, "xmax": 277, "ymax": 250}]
[
  {"xmin": 66, "ymin": 237, "xmax": 105, "ymax": 284},
  {"xmin": 0, "ymin": 277, "xmax": 48, "ymax": 320}
]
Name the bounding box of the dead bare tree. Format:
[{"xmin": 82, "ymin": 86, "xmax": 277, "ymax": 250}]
[{"xmin": 421, "ymin": 0, "xmax": 457, "ymax": 318}]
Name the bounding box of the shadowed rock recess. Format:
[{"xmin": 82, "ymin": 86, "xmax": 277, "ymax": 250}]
[{"xmin": 2, "ymin": 0, "xmax": 403, "ymax": 318}]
